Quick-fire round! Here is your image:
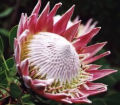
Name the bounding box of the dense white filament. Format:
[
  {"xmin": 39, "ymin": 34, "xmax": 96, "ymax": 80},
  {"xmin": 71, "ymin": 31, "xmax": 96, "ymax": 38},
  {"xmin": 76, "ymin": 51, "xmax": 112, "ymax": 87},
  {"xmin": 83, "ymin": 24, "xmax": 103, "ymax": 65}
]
[{"xmin": 27, "ymin": 32, "xmax": 80, "ymax": 84}]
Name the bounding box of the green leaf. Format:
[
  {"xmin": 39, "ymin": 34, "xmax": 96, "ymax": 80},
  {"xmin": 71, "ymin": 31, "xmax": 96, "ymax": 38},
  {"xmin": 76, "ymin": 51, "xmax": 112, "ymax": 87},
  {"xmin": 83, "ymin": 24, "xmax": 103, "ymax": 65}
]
[
  {"xmin": 0, "ymin": 57, "xmax": 14, "ymax": 70},
  {"xmin": 0, "ymin": 36, "xmax": 4, "ymax": 54},
  {"xmin": 0, "ymin": 7, "xmax": 13, "ymax": 18},
  {"xmin": 22, "ymin": 94, "xmax": 31, "ymax": 102},
  {"xmin": 22, "ymin": 94, "xmax": 32, "ymax": 103},
  {"xmin": 9, "ymin": 66, "xmax": 17, "ymax": 77},
  {"xmin": 9, "ymin": 25, "xmax": 18, "ymax": 50},
  {"xmin": 6, "ymin": 57, "xmax": 14, "ymax": 69},
  {"xmin": 22, "ymin": 94, "xmax": 36, "ymax": 105},
  {"xmin": 0, "ymin": 71, "xmax": 8, "ymax": 87},
  {"xmin": 10, "ymin": 83, "xmax": 22, "ymax": 99},
  {"xmin": 0, "ymin": 28, "xmax": 9, "ymax": 37}
]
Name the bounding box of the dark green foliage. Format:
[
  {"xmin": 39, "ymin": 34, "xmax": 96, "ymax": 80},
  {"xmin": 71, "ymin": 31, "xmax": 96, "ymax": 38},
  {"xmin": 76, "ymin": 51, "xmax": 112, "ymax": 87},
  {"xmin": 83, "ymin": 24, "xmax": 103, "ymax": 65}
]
[
  {"xmin": 9, "ymin": 25, "xmax": 18, "ymax": 50},
  {"xmin": 0, "ymin": 36, "xmax": 4, "ymax": 54},
  {"xmin": 0, "ymin": 7, "xmax": 13, "ymax": 18},
  {"xmin": 10, "ymin": 83, "xmax": 22, "ymax": 99}
]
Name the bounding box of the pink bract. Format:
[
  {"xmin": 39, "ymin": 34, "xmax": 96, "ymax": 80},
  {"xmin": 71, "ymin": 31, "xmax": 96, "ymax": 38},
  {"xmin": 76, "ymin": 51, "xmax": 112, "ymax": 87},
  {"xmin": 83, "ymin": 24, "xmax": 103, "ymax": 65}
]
[{"xmin": 14, "ymin": 0, "xmax": 117, "ymax": 104}]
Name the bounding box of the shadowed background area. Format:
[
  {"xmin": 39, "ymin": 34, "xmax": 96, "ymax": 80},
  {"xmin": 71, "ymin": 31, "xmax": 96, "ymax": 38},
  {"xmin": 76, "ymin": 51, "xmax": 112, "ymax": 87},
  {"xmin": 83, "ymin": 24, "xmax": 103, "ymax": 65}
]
[{"xmin": 0, "ymin": 0, "xmax": 120, "ymax": 105}]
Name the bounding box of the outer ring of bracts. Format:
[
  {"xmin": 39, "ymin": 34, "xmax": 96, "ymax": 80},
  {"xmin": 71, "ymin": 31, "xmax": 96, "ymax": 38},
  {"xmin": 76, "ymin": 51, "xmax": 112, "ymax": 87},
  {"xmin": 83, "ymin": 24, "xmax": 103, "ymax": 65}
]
[{"xmin": 14, "ymin": 0, "xmax": 117, "ymax": 104}]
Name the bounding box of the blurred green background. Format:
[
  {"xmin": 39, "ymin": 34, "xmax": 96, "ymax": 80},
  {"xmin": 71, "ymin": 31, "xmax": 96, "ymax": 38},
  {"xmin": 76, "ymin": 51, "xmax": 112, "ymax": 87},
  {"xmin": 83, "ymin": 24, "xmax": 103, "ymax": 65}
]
[{"xmin": 0, "ymin": 0, "xmax": 120, "ymax": 105}]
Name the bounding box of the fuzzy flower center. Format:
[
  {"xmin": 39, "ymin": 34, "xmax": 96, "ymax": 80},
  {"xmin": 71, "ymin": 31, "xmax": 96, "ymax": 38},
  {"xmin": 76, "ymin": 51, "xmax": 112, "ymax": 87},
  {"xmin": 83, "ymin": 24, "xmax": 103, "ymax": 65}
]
[{"xmin": 26, "ymin": 32, "xmax": 80, "ymax": 84}]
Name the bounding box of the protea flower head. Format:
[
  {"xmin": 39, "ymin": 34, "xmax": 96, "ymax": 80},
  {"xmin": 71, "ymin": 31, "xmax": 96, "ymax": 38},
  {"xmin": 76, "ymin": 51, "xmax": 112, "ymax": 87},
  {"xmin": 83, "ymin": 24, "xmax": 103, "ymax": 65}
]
[{"xmin": 14, "ymin": 0, "xmax": 117, "ymax": 104}]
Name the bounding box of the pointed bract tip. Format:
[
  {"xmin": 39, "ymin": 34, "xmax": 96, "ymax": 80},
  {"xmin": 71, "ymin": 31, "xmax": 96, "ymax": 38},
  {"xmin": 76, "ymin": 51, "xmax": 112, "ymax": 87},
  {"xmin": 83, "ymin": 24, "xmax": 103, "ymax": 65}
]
[
  {"xmin": 90, "ymin": 27, "xmax": 101, "ymax": 35},
  {"xmin": 97, "ymin": 27, "xmax": 101, "ymax": 29},
  {"xmin": 31, "ymin": 0, "xmax": 41, "ymax": 15},
  {"xmin": 98, "ymin": 41, "xmax": 107, "ymax": 47},
  {"xmin": 86, "ymin": 99, "xmax": 92, "ymax": 104},
  {"xmin": 75, "ymin": 20, "xmax": 81, "ymax": 24},
  {"xmin": 87, "ymin": 18, "xmax": 93, "ymax": 24},
  {"xmin": 61, "ymin": 99, "xmax": 73, "ymax": 104},
  {"xmin": 38, "ymin": 0, "xmax": 41, "ymax": 4},
  {"xmin": 89, "ymin": 18, "xmax": 93, "ymax": 21},
  {"xmin": 72, "ymin": 4, "xmax": 75, "ymax": 7},
  {"xmin": 68, "ymin": 5, "xmax": 75, "ymax": 13},
  {"xmin": 112, "ymin": 69, "xmax": 118, "ymax": 73},
  {"xmin": 71, "ymin": 5, "xmax": 75, "ymax": 11},
  {"xmin": 102, "ymin": 41, "xmax": 107, "ymax": 45},
  {"xmin": 102, "ymin": 51, "xmax": 111, "ymax": 57},
  {"xmin": 56, "ymin": 2, "xmax": 62, "ymax": 6},
  {"xmin": 107, "ymin": 51, "xmax": 111, "ymax": 55},
  {"xmin": 94, "ymin": 27, "xmax": 101, "ymax": 31},
  {"xmin": 73, "ymin": 16, "xmax": 80, "ymax": 22},
  {"xmin": 46, "ymin": 1, "xmax": 50, "ymax": 6}
]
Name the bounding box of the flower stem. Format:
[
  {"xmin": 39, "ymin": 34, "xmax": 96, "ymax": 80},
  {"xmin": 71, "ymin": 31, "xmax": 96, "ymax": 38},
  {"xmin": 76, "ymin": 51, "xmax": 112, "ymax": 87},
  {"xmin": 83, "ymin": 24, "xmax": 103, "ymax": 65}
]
[
  {"xmin": 1, "ymin": 54, "xmax": 9, "ymax": 71},
  {"xmin": 1, "ymin": 54, "xmax": 9, "ymax": 82}
]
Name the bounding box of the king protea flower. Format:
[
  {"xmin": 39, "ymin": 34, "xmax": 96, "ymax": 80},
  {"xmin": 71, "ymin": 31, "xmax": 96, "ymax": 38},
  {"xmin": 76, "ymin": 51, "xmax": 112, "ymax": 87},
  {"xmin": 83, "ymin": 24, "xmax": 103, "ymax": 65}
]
[{"xmin": 14, "ymin": 0, "xmax": 117, "ymax": 104}]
